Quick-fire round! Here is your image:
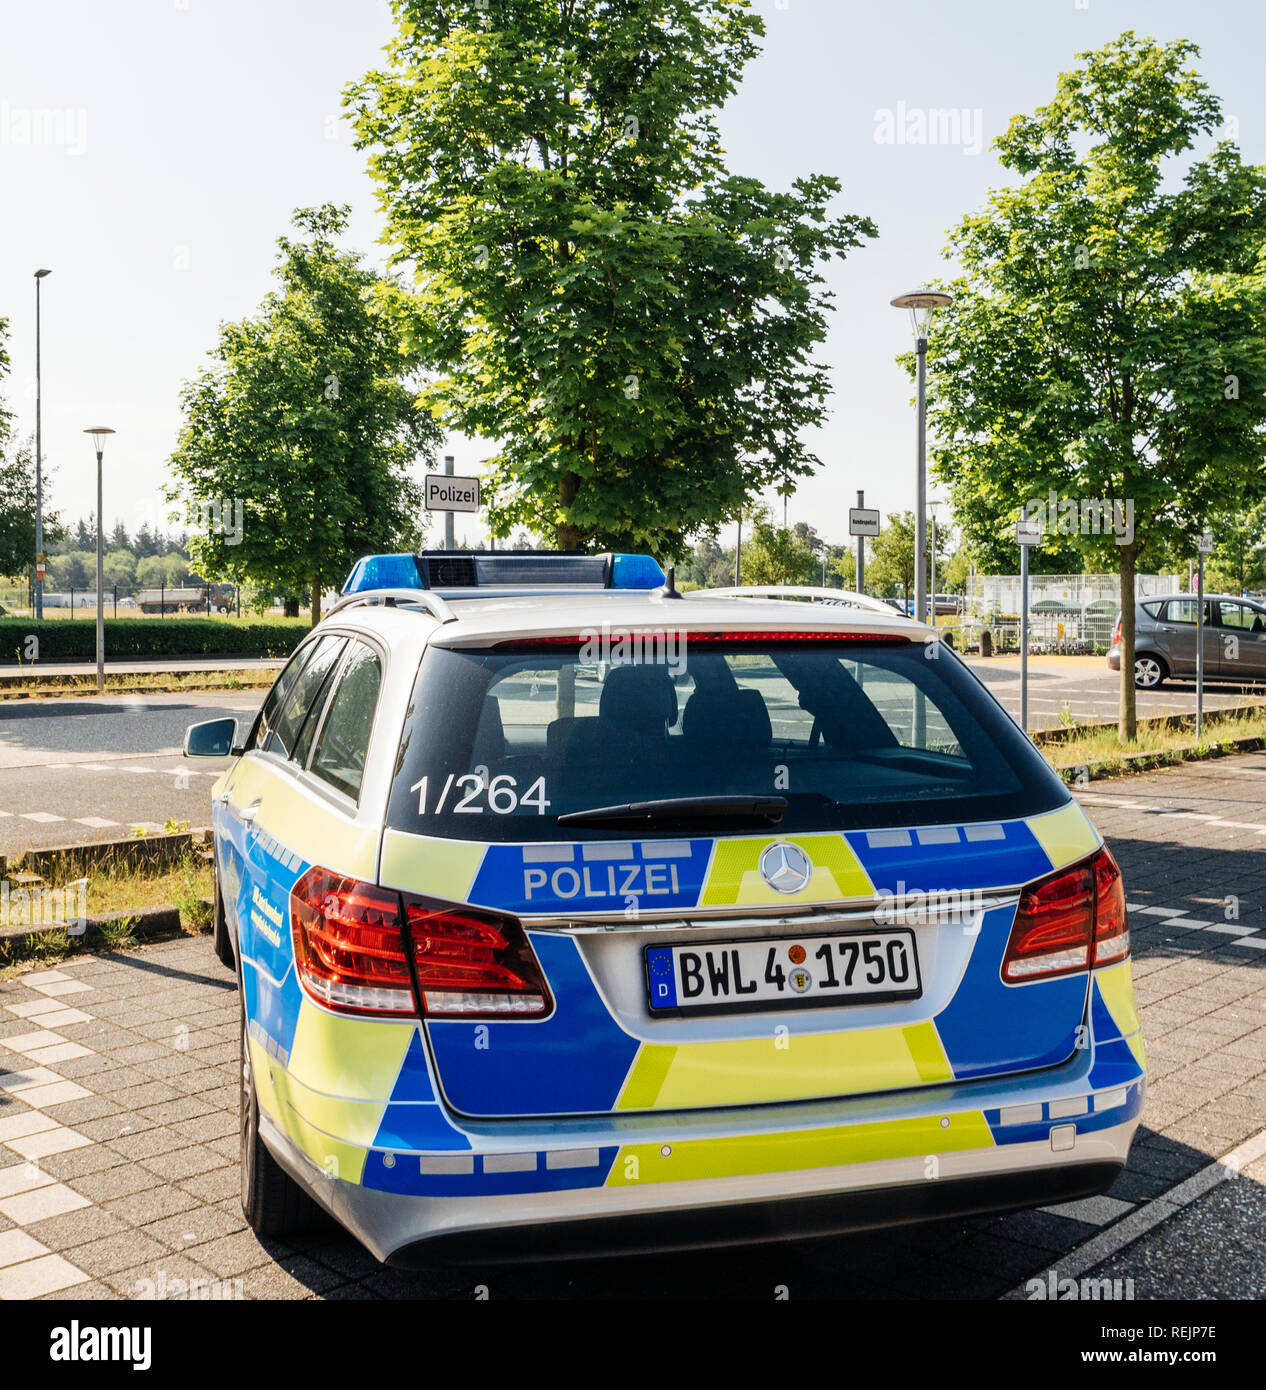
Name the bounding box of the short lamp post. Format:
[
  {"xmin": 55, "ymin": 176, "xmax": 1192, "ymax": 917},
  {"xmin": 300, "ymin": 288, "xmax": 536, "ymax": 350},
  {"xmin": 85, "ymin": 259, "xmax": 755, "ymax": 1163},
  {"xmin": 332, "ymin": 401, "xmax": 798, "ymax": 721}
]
[
  {"xmin": 891, "ymin": 288, "xmax": 953, "ymax": 626},
  {"xmin": 84, "ymin": 427, "xmax": 115, "ymax": 692}
]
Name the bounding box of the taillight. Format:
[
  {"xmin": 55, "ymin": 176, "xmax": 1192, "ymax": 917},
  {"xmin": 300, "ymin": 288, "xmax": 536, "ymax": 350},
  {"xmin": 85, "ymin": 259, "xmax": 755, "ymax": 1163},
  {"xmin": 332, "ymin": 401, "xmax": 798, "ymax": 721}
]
[
  {"xmin": 290, "ymin": 868, "xmax": 552, "ymax": 1018},
  {"xmin": 404, "ymin": 898, "xmax": 552, "ymax": 1017},
  {"xmin": 1113, "ymin": 617, "xmax": 1122, "ymax": 646},
  {"xmin": 291, "ymin": 868, "xmax": 415, "ymax": 1014},
  {"xmin": 1002, "ymin": 846, "xmax": 1129, "ymax": 983}
]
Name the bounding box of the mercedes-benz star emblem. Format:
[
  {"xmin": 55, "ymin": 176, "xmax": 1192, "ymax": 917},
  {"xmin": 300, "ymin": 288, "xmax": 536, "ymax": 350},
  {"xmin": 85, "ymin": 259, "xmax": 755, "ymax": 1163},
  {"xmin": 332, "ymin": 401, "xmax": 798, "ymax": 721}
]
[{"xmin": 759, "ymin": 842, "xmax": 812, "ymax": 895}]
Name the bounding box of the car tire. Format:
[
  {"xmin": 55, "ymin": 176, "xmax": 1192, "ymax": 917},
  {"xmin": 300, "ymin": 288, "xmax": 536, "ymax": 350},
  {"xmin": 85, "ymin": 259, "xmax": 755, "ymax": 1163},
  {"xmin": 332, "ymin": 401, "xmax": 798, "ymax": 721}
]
[
  {"xmin": 1134, "ymin": 654, "xmax": 1167, "ymax": 689},
  {"xmin": 240, "ymin": 991, "xmax": 321, "ymax": 1238},
  {"xmin": 211, "ymin": 860, "xmax": 235, "ymax": 970}
]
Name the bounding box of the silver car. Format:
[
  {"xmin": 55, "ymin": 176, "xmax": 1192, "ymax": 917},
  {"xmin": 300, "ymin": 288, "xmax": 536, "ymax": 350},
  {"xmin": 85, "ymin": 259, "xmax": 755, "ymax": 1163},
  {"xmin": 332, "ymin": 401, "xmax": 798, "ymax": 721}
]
[{"xmin": 1108, "ymin": 592, "xmax": 1266, "ymax": 688}]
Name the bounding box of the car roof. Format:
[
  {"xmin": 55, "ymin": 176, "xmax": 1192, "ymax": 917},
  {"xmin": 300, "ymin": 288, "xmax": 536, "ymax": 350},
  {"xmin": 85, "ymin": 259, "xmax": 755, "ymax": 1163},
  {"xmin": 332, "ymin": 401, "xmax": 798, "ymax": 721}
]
[{"xmin": 325, "ymin": 589, "xmax": 932, "ymax": 649}]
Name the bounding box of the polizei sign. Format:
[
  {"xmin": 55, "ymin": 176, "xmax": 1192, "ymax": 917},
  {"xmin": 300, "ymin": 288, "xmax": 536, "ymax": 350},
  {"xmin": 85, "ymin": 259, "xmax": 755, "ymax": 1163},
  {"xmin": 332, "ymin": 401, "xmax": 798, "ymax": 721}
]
[{"xmin": 425, "ymin": 474, "xmax": 481, "ymax": 512}]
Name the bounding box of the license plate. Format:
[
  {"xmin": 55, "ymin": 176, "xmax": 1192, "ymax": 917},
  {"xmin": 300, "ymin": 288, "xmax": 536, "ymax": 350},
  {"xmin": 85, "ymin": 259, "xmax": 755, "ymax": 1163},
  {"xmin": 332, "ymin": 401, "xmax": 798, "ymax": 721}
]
[{"xmin": 645, "ymin": 930, "xmax": 921, "ymax": 1015}]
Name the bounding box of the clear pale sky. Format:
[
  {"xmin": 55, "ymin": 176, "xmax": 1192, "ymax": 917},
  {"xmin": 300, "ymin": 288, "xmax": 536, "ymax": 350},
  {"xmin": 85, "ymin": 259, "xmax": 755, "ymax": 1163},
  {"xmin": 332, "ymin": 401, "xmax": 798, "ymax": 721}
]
[{"xmin": 2, "ymin": 0, "xmax": 1263, "ymax": 551}]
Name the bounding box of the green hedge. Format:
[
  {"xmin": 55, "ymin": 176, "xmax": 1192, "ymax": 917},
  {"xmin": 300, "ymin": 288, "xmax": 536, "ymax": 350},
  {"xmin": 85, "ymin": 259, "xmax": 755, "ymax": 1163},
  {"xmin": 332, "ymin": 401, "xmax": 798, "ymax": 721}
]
[{"xmin": 0, "ymin": 618, "xmax": 309, "ymax": 662}]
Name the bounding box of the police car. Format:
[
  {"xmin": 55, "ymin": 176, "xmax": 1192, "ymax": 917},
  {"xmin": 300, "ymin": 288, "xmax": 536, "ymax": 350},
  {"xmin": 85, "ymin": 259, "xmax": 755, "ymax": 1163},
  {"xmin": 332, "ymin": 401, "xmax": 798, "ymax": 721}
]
[{"xmin": 184, "ymin": 551, "xmax": 1144, "ymax": 1265}]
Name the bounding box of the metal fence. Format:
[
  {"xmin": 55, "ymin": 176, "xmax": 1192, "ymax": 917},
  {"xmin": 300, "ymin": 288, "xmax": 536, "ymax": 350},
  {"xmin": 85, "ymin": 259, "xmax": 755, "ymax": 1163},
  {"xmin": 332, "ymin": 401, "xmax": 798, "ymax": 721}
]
[
  {"xmin": 0, "ymin": 582, "xmax": 242, "ymax": 619},
  {"xmin": 963, "ymin": 573, "xmax": 1181, "ymax": 654}
]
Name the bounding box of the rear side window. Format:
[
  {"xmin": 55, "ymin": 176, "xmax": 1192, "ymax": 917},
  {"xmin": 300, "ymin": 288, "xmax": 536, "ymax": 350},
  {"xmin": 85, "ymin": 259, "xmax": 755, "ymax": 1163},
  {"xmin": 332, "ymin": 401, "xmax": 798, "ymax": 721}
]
[
  {"xmin": 263, "ymin": 635, "xmax": 347, "ymax": 760},
  {"xmin": 386, "ymin": 638, "xmax": 1068, "ymax": 842},
  {"xmin": 1141, "ymin": 601, "xmax": 1162, "ymax": 619},
  {"xmin": 310, "ymin": 642, "xmax": 382, "ymax": 801}
]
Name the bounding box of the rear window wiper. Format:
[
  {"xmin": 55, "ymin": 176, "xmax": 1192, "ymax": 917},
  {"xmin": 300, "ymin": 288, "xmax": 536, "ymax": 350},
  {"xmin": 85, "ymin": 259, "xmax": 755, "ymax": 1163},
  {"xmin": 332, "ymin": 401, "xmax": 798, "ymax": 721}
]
[{"xmin": 557, "ymin": 795, "xmax": 788, "ymax": 829}]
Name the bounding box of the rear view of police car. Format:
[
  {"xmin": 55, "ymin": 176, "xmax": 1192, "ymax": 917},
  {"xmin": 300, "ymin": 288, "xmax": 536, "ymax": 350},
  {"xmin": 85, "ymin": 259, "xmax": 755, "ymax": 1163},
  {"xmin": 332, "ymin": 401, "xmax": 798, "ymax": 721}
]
[{"xmin": 188, "ymin": 551, "xmax": 1144, "ymax": 1264}]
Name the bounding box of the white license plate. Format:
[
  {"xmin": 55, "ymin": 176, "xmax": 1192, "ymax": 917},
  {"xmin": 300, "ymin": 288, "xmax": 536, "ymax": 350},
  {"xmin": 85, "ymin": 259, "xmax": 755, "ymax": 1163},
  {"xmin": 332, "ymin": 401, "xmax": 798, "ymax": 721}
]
[{"xmin": 645, "ymin": 930, "xmax": 921, "ymax": 1015}]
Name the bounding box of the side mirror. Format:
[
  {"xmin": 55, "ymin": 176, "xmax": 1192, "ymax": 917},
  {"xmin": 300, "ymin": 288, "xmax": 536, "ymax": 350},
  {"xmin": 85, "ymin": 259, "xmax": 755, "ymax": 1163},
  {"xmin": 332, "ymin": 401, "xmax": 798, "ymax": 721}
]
[{"xmin": 184, "ymin": 717, "xmax": 240, "ymax": 758}]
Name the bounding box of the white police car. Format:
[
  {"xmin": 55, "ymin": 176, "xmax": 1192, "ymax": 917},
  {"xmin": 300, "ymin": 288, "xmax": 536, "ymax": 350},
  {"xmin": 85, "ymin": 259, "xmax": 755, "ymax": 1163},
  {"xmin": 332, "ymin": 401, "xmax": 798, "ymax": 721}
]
[{"xmin": 185, "ymin": 551, "xmax": 1144, "ymax": 1264}]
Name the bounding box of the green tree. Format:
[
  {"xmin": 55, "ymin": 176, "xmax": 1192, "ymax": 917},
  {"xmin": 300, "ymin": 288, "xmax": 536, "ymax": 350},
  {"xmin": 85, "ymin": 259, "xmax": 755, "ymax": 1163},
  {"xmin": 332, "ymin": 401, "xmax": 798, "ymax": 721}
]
[
  {"xmin": 919, "ymin": 33, "xmax": 1266, "ymax": 739},
  {"xmin": 102, "ymin": 549, "xmax": 137, "ymax": 589},
  {"xmin": 168, "ymin": 205, "xmax": 439, "ymax": 624},
  {"xmin": 347, "ymin": 0, "xmax": 875, "ymax": 557},
  {"xmin": 739, "ymin": 506, "xmax": 819, "ymax": 585},
  {"xmin": 866, "ymin": 512, "xmax": 917, "ymax": 608},
  {"xmin": 1207, "ymin": 494, "xmax": 1266, "ymax": 596}
]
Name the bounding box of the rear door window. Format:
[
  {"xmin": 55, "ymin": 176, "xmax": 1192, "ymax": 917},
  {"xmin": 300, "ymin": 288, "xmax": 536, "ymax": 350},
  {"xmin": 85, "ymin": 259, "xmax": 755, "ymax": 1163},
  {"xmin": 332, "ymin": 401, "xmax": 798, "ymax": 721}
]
[
  {"xmin": 310, "ymin": 642, "xmax": 382, "ymax": 801},
  {"xmin": 263, "ymin": 635, "xmax": 347, "ymax": 761}
]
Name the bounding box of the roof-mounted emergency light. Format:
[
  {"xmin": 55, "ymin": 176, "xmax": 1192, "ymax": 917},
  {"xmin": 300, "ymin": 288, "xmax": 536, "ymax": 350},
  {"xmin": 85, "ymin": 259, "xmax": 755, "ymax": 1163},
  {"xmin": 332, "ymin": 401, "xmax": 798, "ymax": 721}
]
[{"xmin": 341, "ymin": 550, "xmax": 666, "ymax": 597}]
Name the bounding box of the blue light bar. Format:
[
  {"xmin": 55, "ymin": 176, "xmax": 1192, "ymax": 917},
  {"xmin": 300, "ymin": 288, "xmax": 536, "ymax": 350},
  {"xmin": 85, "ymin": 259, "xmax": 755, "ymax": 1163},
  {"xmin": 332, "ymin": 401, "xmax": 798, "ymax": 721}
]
[
  {"xmin": 341, "ymin": 550, "xmax": 665, "ymax": 595},
  {"xmin": 611, "ymin": 553, "xmax": 666, "ymax": 589}
]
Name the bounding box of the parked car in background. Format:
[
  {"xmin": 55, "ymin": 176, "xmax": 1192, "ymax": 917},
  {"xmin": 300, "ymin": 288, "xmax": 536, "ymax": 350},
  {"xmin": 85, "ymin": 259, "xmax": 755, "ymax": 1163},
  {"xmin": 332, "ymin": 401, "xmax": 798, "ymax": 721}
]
[{"xmin": 1108, "ymin": 593, "xmax": 1266, "ymax": 688}]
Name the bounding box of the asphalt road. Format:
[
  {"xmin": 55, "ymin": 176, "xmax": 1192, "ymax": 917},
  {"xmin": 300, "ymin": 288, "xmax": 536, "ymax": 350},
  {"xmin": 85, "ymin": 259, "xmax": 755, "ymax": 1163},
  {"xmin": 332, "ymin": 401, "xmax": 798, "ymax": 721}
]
[
  {"xmin": 0, "ymin": 694, "xmax": 258, "ymax": 855},
  {"xmin": 0, "ymin": 755, "xmax": 1263, "ymax": 1300}
]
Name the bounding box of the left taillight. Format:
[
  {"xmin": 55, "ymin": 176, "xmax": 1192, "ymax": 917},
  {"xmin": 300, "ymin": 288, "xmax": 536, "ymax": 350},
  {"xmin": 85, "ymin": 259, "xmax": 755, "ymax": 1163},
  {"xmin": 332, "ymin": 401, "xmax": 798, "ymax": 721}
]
[
  {"xmin": 1001, "ymin": 845, "xmax": 1129, "ymax": 983},
  {"xmin": 290, "ymin": 867, "xmax": 552, "ymax": 1018},
  {"xmin": 291, "ymin": 868, "xmax": 415, "ymax": 1015}
]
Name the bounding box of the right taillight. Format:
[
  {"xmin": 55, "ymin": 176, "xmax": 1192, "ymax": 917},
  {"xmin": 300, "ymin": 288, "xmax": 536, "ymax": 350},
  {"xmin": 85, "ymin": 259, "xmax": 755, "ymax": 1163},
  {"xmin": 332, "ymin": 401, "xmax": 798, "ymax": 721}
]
[
  {"xmin": 290, "ymin": 867, "xmax": 552, "ymax": 1018},
  {"xmin": 1002, "ymin": 846, "xmax": 1129, "ymax": 983},
  {"xmin": 1113, "ymin": 617, "xmax": 1122, "ymax": 646}
]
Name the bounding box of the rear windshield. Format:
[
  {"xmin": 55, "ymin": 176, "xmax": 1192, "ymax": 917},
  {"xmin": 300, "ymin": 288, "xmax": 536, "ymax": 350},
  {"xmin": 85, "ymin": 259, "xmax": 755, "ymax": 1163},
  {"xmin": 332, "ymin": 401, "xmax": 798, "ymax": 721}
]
[{"xmin": 386, "ymin": 638, "xmax": 1068, "ymax": 841}]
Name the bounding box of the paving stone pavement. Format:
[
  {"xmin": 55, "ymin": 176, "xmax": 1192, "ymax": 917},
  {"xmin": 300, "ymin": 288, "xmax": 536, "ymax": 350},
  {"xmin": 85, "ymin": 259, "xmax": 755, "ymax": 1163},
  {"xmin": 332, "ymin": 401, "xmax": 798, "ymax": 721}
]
[{"xmin": 0, "ymin": 753, "xmax": 1263, "ymax": 1300}]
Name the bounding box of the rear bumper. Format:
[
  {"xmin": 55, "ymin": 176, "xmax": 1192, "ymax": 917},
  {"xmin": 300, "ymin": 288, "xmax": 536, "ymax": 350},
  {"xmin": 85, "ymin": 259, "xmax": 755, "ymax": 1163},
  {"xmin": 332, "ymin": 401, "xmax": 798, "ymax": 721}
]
[
  {"xmin": 1107, "ymin": 648, "xmax": 1121, "ymax": 671},
  {"xmin": 260, "ymin": 1054, "xmax": 1144, "ymax": 1264}
]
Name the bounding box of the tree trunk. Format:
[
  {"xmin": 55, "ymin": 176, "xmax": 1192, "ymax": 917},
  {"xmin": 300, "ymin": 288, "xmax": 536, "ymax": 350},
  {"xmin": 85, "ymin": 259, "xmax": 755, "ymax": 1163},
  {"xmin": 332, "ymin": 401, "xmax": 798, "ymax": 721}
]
[
  {"xmin": 556, "ymin": 470, "xmax": 582, "ymax": 550},
  {"xmin": 1118, "ymin": 544, "xmax": 1137, "ymax": 742},
  {"xmin": 282, "ymin": 597, "xmax": 300, "ymax": 618},
  {"xmin": 311, "ymin": 572, "xmax": 322, "ymax": 627}
]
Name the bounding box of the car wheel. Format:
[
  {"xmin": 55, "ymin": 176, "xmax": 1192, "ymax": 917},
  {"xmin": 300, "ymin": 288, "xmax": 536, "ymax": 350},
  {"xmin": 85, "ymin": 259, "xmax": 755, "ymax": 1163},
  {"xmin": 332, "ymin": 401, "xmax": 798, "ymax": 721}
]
[
  {"xmin": 240, "ymin": 992, "xmax": 321, "ymax": 1237},
  {"xmin": 211, "ymin": 859, "xmax": 235, "ymax": 970},
  {"xmin": 1134, "ymin": 654, "xmax": 1167, "ymax": 689}
]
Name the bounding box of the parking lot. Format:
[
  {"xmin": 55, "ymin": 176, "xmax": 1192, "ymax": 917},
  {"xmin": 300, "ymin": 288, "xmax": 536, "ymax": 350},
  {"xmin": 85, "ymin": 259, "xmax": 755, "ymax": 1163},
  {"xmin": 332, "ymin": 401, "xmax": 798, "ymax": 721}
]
[{"xmin": 0, "ymin": 753, "xmax": 1263, "ymax": 1300}]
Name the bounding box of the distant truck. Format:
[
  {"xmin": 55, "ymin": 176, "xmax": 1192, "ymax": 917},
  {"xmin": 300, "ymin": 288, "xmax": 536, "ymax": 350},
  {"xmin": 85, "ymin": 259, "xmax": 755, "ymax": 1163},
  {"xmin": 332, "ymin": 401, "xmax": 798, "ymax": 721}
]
[{"xmin": 137, "ymin": 583, "xmax": 235, "ymax": 615}]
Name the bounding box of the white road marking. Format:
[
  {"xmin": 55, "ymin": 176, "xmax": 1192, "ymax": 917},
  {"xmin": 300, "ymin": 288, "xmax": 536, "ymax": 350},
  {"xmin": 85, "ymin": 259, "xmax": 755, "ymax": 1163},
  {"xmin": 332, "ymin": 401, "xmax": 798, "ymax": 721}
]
[{"xmin": 1006, "ymin": 1126, "xmax": 1266, "ymax": 1299}]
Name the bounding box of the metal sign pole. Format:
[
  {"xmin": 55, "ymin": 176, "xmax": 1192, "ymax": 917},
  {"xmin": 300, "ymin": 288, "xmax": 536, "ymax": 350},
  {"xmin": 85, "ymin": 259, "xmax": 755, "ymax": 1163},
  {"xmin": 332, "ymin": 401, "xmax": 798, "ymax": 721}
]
[
  {"xmin": 1020, "ymin": 506, "xmax": 1030, "ymax": 735},
  {"xmin": 856, "ymin": 490, "xmax": 865, "ymax": 593},
  {"xmin": 443, "ymin": 455, "xmax": 455, "ymax": 550},
  {"xmin": 1196, "ymin": 551, "xmax": 1205, "ymax": 742}
]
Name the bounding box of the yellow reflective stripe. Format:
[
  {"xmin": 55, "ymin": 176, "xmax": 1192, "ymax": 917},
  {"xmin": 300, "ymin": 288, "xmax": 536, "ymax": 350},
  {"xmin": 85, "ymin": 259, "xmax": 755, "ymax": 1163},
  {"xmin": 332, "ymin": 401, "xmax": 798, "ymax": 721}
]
[
  {"xmin": 617, "ymin": 1021, "xmax": 953, "ymax": 1110},
  {"xmin": 617, "ymin": 1044, "xmax": 677, "ymax": 1110},
  {"xmin": 379, "ymin": 828, "xmax": 486, "ymax": 903},
  {"xmin": 701, "ymin": 834, "xmax": 873, "ymax": 908},
  {"xmin": 1027, "ymin": 801, "xmax": 1101, "ymax": 872},
  {"xmin": 286, "ymin": 1001, "xmax": 415, "ymax": 1101},
  {"xmin": 233, "ymin": 759, "xmax": 378, "ymax": 880},
  {"xmin": 606, "ymin": 1111, "xmax": 994, "ymax": 1186},
  {"xmin": 249, "ymin": 1036, "xmax": 368, "ymax": 1184},
  {"xmin": 1095, "ymin": 960, "xmax": 1142, "ymax": 1041}
]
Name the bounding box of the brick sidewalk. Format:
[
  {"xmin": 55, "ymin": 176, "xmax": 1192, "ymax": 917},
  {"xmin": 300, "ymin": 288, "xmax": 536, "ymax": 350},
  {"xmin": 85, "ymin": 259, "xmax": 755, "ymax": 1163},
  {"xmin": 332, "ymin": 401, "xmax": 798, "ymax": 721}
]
[{"xmin": 0, "ymin": 754, "xmax": 1263, "ymax": 1299}]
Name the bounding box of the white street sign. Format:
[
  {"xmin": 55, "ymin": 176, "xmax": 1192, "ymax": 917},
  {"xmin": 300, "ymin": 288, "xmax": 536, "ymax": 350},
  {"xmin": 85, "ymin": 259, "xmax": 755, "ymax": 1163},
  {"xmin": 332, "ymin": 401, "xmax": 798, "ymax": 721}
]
[
  {"xmin": 848, "ymin": 507, "xmax": 881, "ymax": 537},
  {"xmin": 425, "ymin": 474, "xmax": 481, "ymax": 513},
  {"xmin": 1016, "ymin": 519, "xmax": 1042, "ymax": 546},
  {"xmin": 1198, "ymin": 531, "xmax": 1214, "ymax": 555}
]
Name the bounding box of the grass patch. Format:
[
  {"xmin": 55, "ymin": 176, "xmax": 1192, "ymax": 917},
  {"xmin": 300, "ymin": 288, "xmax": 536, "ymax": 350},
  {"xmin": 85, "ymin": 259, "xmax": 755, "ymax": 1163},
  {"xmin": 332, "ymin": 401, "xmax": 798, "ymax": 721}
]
[
  {"xmin": 83, "ymin": 854, "xmax": 214, "ymax": 919},
  {"xmin": 1044, "ymin": 708, "xmax": 1266, "ymax": 777},
  {"xmin": 0, "ymin": 669, "xmax": 276, "ymax": 699}
]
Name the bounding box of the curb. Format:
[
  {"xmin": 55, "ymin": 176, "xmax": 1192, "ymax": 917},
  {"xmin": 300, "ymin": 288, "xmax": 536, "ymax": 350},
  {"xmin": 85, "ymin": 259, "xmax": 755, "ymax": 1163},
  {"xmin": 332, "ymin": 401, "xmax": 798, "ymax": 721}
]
[
  {"xmin": 4, "ymin": 830, "xmax": 211, "ymax": 879},
  {"xmin": 1053, "ymin": 733, "xmax": 1266, "ymax": 783},
  {"xmin": 0, "ymin": 901, "xmax": 210, "ymax": 968},
  {"xmin": 1034, "ymin": 701, "xmax": 1266, "ymax": 747}
]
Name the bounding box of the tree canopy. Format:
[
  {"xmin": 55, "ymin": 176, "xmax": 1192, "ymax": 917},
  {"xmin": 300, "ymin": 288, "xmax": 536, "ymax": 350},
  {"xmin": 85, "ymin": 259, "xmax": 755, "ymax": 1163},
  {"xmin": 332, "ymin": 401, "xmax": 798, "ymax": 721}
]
[
  {"xmin": 347, "ymin": 0, "xmax": 875, "ymax": 557},
  {"xmin": 917, "ymin": 32, "xmax": 1266, "ymax": 736},
  {"xmin": 168, "ymin": 204, "xmax": 439, "ymax": 622}
]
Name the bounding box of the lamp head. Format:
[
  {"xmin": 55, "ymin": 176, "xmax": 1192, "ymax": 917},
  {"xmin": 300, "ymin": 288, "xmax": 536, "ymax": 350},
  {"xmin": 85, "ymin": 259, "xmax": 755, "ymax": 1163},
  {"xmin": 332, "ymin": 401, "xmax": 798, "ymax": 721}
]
[
  {"xmin": 83, "ymin": 426, "xmax": 116, "ymax": 455},
  {"xmin": 891, "ymin": 288, "xmax": 953, "ymax": 338},
  {"xmin": 34, "ymin": 268, "xmax": 52, "ymax": 279}
]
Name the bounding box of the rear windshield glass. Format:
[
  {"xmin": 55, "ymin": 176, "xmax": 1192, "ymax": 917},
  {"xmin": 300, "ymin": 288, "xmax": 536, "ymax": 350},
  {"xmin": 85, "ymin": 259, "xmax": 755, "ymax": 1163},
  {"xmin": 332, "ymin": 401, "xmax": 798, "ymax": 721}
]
[{"xmin": 386, "ymin": 637, "xmax": 1067, "ymax": 841}]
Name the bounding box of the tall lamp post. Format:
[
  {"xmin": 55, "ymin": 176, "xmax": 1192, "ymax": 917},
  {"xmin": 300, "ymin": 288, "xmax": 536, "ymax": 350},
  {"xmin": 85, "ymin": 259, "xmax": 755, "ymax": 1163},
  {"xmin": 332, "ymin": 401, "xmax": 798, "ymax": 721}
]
[
  {"xmin": 891, "ymin": 288, "xmax": 953, "ymax": 626},
  {"xmin": 929, "ymin": 497, "xmax": 943, "ymax": 625},
  {"xmin": 84, "ymin": 428, "xmax": 115, "ymax": 692},
  {"xmin": 34, "ymin": 269, "xmax": 52, "ymax": 619}
]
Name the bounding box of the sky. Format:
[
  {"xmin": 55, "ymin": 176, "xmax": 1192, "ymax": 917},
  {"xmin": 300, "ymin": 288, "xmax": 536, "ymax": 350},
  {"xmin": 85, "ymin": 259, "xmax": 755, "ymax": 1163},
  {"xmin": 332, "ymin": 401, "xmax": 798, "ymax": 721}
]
[{"xmin": 2, "ymin": 0, "xmax": 1264, "ymax": 554}]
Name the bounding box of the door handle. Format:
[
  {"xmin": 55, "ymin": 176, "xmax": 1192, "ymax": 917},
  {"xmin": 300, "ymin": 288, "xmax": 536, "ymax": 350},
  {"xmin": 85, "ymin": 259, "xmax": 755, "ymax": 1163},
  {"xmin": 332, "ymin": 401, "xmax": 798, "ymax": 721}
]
[{"xmin": 238, "ymin": 798, "xmax": 263, "ymax": 823}]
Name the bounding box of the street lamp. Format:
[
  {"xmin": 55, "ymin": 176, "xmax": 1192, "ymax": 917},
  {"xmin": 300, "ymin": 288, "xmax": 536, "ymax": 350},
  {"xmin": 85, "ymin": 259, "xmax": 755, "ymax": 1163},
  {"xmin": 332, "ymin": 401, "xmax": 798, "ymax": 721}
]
[
  {"xmin": 929, "ymin": 497, "xmax": 943, "ymax": 625},
  {"xmin": 34, "ymin": 269, "xmax": 51, "ymax": 619},
  {"xmin": 891, "ymin": 288, "xmax": 953, "ymax": 626},
  {"xmin": 84, "ymin": 427, "xmax": 115, "ymax": 692}
]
